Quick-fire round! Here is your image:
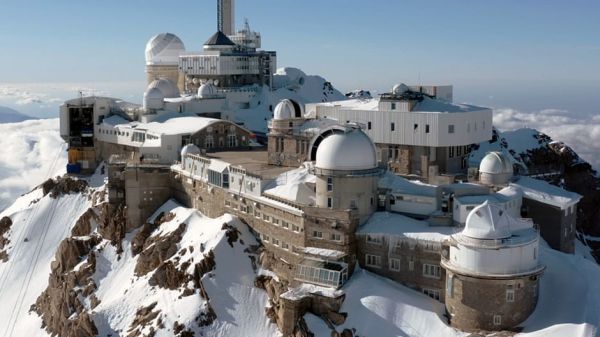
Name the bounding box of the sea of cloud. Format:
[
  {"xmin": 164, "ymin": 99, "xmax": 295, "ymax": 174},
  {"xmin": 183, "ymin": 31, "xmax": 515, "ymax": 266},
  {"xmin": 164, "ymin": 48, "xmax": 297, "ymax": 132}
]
[
  {"xmin": 0, "ymin": 119, "xmax": 66, "ymax": 212},
  {"xmin": 492, "ymin": 108, "xmax": 600, "ymax": 170}
]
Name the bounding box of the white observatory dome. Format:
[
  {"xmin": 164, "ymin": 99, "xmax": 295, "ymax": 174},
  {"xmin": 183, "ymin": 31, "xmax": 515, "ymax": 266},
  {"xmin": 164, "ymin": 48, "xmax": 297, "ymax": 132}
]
[
  {"xmin": 463, "ymin": 201, "xmax": 512, "ymax": 240},
  {"xmin": 147, "ymin": 78, "xmax": 180, "ymax": 98},
  {"xmin": 143, "ymin": 87, "xmax": 165, "ymax": 110},
  {"xmin": 479, "ymin": 152, "xmax": 513, "ymax": 175},
  {"xmin": 315, "ymin": 129, "xmax": 377, "ymax": 171},
  {"xmin": 181, "ymin": 144, "xmax": 201, "ymax": 167},
  {"xmin": 273, "ymin": 99, "xmax": 302, "ymax": 120},
  {"xmin": 143, "ymin": 78, "xmax": 180, "ymax": 110},
  {"xmin": 145, "ymin": 33, "xmax": 186, "ymax": 66},
  {"xmin": 198, "ymin": 82, "xmax": 217, "ymax": 98},
  {"xmin": 392, "ymin": 83, "xmax": 409, "ymax": 95}
]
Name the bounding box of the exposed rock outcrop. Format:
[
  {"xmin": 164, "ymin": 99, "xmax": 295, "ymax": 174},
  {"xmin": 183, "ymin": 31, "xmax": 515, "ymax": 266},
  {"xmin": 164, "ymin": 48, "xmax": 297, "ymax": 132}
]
[
  {"xmin": 0, "ymin": 216, "xmax": 12, "ymax": 262},
  {"xmin": 98, "ymin": 203, "xmax": 127, "ymax": 253},
  {"xmin": 42, "ymin": 177, "xmax": 88, "ymax": 198},
  {"xmin": 71, "ymin": 208, "xmax": 97, "ymax": 237},
  {"xmin": 134, "ymin": 222, "xmax": 187, "ymax": 276},
  {"xmin": 35, "ymin": 236, "xmax": 101, "ymax": 337},
  {"xmin": 126, "ymin": 302, "xmax": 161, "ymax": 337}
]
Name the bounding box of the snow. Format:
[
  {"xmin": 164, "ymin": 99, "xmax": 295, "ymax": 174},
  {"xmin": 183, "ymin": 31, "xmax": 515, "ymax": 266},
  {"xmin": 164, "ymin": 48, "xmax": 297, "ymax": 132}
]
[
  {"xmin": 263, "ymin": 165, "xmax": 316, "ymax": 205},
  {"xmin": 0, "ymin": 184, "xmax": 94, "ymax": 337},
  {"xmin": 280, "ymin": 283, "xmax": 344, "ymax": 301},
  {"xmin": 358, "ymin": 212, "xmax": 456, "ymax": 242},
  {"xmin": 413, "ymin": 96, "xmax": 486, "ymax": 113},
  {"xmin": 306, "ymin": 268, "xmax": 465, "ymax": 337},
  {"xmin": 511, "ymin": 176, "xmax": 581, "ymax": 209},
  {"xmin": 91, "ymin": 199, "xmax": 280, "ymax": 337},
  {"xmin": 378, "ymin": 171, "xmax": 438, "ymax": 196},
  {"xmin": 303, "ymin": 247, "xmax": 346, "ymax": 259}
]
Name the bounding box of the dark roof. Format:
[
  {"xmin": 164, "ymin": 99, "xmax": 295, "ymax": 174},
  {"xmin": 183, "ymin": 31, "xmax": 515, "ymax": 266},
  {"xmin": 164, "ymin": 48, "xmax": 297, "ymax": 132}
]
[{"xmin": 204, "ymin": 31, "xmax": 236, "ymax": 46}]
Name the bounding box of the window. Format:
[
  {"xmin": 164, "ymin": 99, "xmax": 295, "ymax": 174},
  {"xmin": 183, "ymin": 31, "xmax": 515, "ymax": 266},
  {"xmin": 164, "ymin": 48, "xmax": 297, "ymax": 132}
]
[
  {"xmin": 205, "ymin": 135, "xmax": 214, "ymax": 148},
  {"xmin": 425, "ymin": 124, "xmax": 430, "ymax": 133},
  {"xmin": 366, "ymin": 235, "xmax": 382, "ymax": 245},
  {"xmin": 327, "ymin": 177, "xmax": 333, "ymax": 192},
  {"xmin": 327, "ymin": 197, "xmax": 333, "ymax": 208},
  {"xmin": 365, "ymin": 254, "xmax": 382, "ymax": 268},
  {"xmin": 272, "ymin": 218, "xmax": 280, "ymax": 225},
  {"xmin": 272, "ymin": 238, "xmax": 279, "ymax": 246},
  {"xmin": 506, "ymin": 285, "xmax": 515, "ymax": 302},
  {"xmin": 262, "ymin": 214, "xmax": 271, "ymax": 222},
  {"xmin": 367, "ymin": 121, "xmax": 372, "ymax": 130},
  {"xmin": 493, "ymin": 315, "xmax": 502, "ymax": 326},
  {"xmin": 448, "ymin": 124, "xmax": 455, "ymax": 134},
  {"xmin": 312, "ymin": 231, "xmax": 323, "ymax": 239},
  {"xmin": 449, "ymin": 146, "xmax": 454, "ymax": 158},
  {"xmin": 408, "ymin": 257, "xmax": 415, "ymax": 271},
  {"xmin": 282, "ymin": 242, "xmax": 289, "ymax": 250},
  {"xmin": 422, "ymin": 288, "xmax": 440, "ymax": 301},
  {"xmin": 262, "ymin": 233, "xmax": 270, "ymax": 242},
  {"xmin": 389, "ymin": 258, "xmax": 401, "ymax": 271},
  {"xmin": 330, "ymin": 233, "xmax": 341, "ymax": 242},
  {"xmin": 292, "ymin": 224, "xmax": 300, "ymax": 232},
  {"xmin": 423, "ymin": 263, "xmax": 441, "ymax": 279},
  {"xmin": 391, "ymin": 122, "xmax": 395, "ymax": 131},
  {"xmin": 391, "ymin": 103, "xmax": 396, "ymax": 110},
  {"xmin": 389, "ymin": 196, "xmax": 396, "ymax": 205},
  {"xmin": 447, "ymin": 275, "xmax": 454, "ymax": 298},
  {"xmin": 413, "ymin": 123, "xmax": 418, "ymax": 131},
  {"xmin": 533, "ymin": 247, "xmax": 537, "ymax": 259},
  {"xmin": 457, "ymin": 146, "xmax": 462, "ymax": 156},
  {"xmin": 281, "ymin": 221, "xmax": 289, "ymax": 229}
]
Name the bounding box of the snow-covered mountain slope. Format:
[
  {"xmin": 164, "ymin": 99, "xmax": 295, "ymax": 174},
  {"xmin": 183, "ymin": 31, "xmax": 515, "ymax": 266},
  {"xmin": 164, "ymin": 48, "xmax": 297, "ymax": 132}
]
[
  {"xmin": 88, "ymin": 199, "xmax": 279, "ymax": 337},
  {"xmin": 0, "ymin": 179, "xmax": 98, "ymax": 337},
  {"xmin": 0, "ymin": 118, "xmax": 66, "ymax": 212}
]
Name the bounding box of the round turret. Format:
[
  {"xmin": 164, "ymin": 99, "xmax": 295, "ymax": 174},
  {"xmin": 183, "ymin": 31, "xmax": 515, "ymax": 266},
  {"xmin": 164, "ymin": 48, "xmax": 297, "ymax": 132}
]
[
  {"xmin": 392, "ymin": 83, "xmax": 409, "ymax": 95},
  {"xmin": 145, "ymin": 33, "xmax": 185, "ymax": 66},
  {"xmin": 315, "ymin": 129, "xmax": 377, "ymax": 171},
  {"xmin": 441, "ymin": 201, "xmax": 544, "ymax": 331},
  {"xmin": 479, "ymin": 151, "xmax": 513, "ymax": 186}
]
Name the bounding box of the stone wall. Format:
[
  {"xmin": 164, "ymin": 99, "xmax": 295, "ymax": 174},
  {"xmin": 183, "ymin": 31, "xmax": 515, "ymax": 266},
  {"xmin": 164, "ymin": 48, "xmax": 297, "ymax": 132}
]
[
  {"xmin": 356, "ymin": 234, "xmax": 445, "ymax": 299},
  {"xmin": 170, "ymin": 172, "xmax": 226, "ymax": 218},
  {"xmin": 267, "ymin": 134, "xmax": 311, "ymax": 167},
  {"xmin": 444, "ymin": 270, "xmax": 540, "ymax": 331},
  {"xmin": 124, "ymin": 165, "xmax": 173, "ymax": 230},
  {"xmin": 190, "ymin": 121, "xmax": 254, "ymax": 151}
]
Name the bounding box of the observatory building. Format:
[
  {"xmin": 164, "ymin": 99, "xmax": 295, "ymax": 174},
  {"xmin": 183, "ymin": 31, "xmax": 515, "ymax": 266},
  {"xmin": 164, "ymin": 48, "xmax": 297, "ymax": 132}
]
[{"xmin": 441, "ymin": 202, "xmax": 544, "ymax": 331}]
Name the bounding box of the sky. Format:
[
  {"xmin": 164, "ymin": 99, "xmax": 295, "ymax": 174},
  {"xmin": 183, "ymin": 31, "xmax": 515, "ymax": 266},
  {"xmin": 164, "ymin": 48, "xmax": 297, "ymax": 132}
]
[{"xmin": 0, "ymin": 1, "xmax": 598, "ymax": 109}]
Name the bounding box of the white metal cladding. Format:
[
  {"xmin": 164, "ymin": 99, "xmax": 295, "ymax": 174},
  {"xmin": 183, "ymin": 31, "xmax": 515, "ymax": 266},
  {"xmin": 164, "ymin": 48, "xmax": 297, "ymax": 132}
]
[
  {"xmin": 315, "ymin": 106, "xmax": 493, "ymax": 147},
  {"xmin": 448, "ymin": 238, "xmax": 540, "ymax": 276},
  {"xmin": 180, "ymin": 54, "xmax": 261, "ymax": 76}
]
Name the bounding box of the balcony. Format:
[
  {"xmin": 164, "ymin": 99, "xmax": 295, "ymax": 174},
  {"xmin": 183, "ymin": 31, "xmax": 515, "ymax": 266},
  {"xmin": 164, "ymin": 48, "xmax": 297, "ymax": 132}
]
[{"xmin": 295, "ymin": 258, "xmax": 348, "ymax": 288}]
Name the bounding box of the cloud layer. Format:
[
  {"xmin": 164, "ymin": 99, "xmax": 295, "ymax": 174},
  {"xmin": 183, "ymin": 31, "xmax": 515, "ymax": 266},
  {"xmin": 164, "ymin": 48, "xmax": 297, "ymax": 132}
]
[
  {"xmin": 493, "ymin": 108, "xmax": 600, "ymax": 170},
  {"xmin": 0, "ymin": 118, "xmax": 66, "ymax": 211}
]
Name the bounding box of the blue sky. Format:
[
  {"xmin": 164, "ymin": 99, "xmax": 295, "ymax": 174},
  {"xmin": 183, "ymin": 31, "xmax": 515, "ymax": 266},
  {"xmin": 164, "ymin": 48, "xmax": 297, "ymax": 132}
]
[{"xmin": 0, "ymin": 0, "xmax": 599, "ymax": 112}]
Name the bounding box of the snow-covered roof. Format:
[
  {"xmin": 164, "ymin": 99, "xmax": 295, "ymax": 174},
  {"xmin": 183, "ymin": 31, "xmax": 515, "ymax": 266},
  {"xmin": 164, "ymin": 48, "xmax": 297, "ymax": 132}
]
[
  {"xmin": 358, "ymin": 212, "xmax": 455, "ymax": 242},
  {"xmin": 455, "ymin": 185, "xmax": 522, "ymax": 205},
  {"xmin": 145, "ymin": 33, "xmax": 185, "ymax": 66},
  {"xmin": 462, "ymin": 201, "xmax": 512, "ymax": 240},
  {"xmin": 303, "ymin": 247, "xmax": 346, "ymax": 260},
  {"xmin": 141, "ymin": 115, "xmax": 219, "ymax": 135},
  {"xmin": 315, "ymin": 129, "xmax": 377, "ymax": 171},
  {"xmin": 412, "ymin": 96, "xmax": 484, "ymax": 113},
  {"xmin": 316, "ymin": 98, "xmax": 380, "ymax": 111},
  {"xmin": 102, "ymin": 115, "xmax": 131, "ymax": 127},
  {"xmin": 511, "ymin": 176, "xmax": 581, "ymax": 210},
  {"xmin": 378, "ymin": 171, "xmax": 438, "ymax": 197},
  {"xmin": 297, "ymin": 118, "xmax": 342, "ymax": 135},
  {"xmin": 263, "ymin": 165, "xmax": 316, "ymax": 205}
]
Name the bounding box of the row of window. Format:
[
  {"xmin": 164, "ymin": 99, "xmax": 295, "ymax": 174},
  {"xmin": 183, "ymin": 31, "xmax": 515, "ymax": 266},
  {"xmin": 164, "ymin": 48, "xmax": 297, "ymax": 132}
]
[
  {"xmin": 225, "ymin": 201, "xmax": 303, "ymax": 233},
  {"xmin": 364, "ymin": 254, "xmax": 441, "ymax": 279},
  {"xmin": 311, "ymin": 230, "xmax": 342, "ymax": 242},
  {"xmin": 448, "ymin": 145, "xmax": 471, "ymax": 158},
  {"xmin": 259, "ymin": 232, "xmax": 291, "ymax": 250}
]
